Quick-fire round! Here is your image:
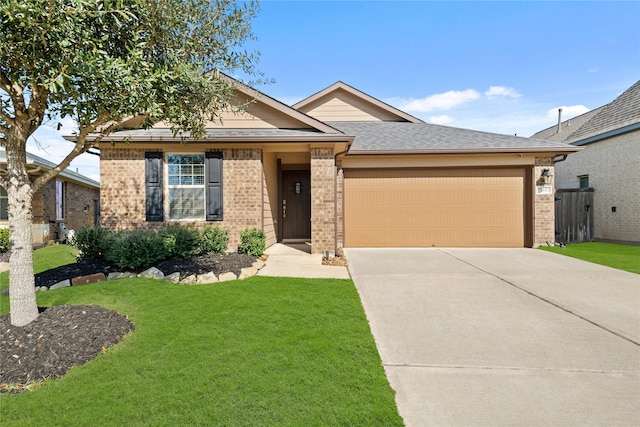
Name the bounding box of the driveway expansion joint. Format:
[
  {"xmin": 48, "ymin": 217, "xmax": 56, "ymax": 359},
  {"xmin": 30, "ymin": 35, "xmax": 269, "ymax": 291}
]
[
  {"xmin": 437, "ymin": 249, "xmax": 640, "ymax": 347},
  {"xmin": 383, "ymin": 363, "xmax": 639, "ymax": 376}
]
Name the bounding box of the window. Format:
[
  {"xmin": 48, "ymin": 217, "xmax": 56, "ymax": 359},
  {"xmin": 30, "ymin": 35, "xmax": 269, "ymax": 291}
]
[
  {"xmin": 167, "ymin": 154, "xmax": 205, "ymax": 220},
  {"xmin": 145, "ymin": 151, "xmax": 222, "ymax": 222},
  {"xmin": 0, "ymin": 187, "xmax": 7, "ymax": 220},
  {"xmin": 578, "ymin": 175, "xmax": 589, "ymax": 189},
  {"xmin": 56, "ymin": 180, "xmax": 65, "ymax": 220}
]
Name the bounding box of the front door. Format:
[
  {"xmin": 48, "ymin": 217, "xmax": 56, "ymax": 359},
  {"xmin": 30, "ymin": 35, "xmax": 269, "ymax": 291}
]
[{"xmin": 281, "ymin": 169, "xmax": 311, "ymax": 240}]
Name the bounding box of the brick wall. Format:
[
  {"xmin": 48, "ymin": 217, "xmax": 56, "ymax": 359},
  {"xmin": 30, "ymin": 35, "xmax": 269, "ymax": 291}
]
[
  {"xmin": 221, "ymin": 148, "xmax": 262, "ymax": 249},
  {"xmin": 35, "ymin": 178, "xmax": 99, "ymax": 240},
  {"xmin": 534, "ymin": 157, "xmax": 555, "ymax": 246},
  {"xmin": 310, "ymin": 147, "xmax": 335, "ymax": 255},
  {"xmin": 554, "ymin": 131, "xmax": 640, "ymax": 243},
  {"xmin": 99, "ymin": 146, "xmax": 263, "ymax": 251},
  {"xmin": 100, "ymin": 148, "xmax": 147, "ymax": 229}
]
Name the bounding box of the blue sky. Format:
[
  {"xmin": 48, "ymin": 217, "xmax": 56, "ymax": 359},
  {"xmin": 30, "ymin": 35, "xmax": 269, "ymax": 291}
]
[{"xmin": 30, "ymin": 0, "xmax": 640, "ymax": 181}]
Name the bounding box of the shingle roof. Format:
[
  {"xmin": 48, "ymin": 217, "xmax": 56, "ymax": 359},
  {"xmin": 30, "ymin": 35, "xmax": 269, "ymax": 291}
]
[
  {"xmin": 565, "ymin": 80, "xmax": 640, "ymax": 143},
  {"xmin": 530, "ymin": 107, "xmax": 604, "ymax": 142},
  {"xmin": 330, "ymin": 121, "xmax": 579, "ymax": 154},
  {"xmin": 531, "ymin": 80, "xmax": 640, "ymax": 145},
  {"xmin": 87, "ymin": 127, "xmax": 353, "ymax": 143}
]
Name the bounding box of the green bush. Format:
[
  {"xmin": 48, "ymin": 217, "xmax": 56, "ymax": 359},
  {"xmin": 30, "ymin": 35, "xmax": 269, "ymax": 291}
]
[
  {"xmin": 72, "ymin": 226, "xmax": 110, "ymax": 261},
  {"xmin": 158, "ymin": 224, "xmax": 199, "ymax": 258},
  {"xmin": 0, "ymin": 228, "xmax": 9, "ymax": 253},
  {"xmin": 238, "ymin": 228, "xmax": 265, "ymax": 257},
  {"xmin": 199, "ymin": 225, "xmax": 229, "ymax": 255},
  {"xmin": 105, "ymin": 230, "xmax": 168, "ymax": 270}
]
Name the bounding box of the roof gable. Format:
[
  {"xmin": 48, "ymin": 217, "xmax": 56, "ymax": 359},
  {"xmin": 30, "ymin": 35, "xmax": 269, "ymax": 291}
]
[
  {"xmin": 114, "ymin": 74, "xmax": 342, "ymax": 135},
  {"xmin": 294, "ymin": 82, "xmax": 423, "ymax": 124}
]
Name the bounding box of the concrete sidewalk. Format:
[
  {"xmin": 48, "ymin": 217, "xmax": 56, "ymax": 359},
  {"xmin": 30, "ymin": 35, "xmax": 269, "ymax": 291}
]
[
  {"xmin": 346, "ymin": 248, "xmax": 640, "ymax": 427},
  {"xmin": 257, "ymin": 243, "xmax": 350, "ymax": 279}
]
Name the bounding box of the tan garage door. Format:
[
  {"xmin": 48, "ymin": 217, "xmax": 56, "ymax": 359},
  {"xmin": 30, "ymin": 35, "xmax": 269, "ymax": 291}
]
[{"xmin": 344, "ymin": 168, "xmax": 526, "ymax": 247}]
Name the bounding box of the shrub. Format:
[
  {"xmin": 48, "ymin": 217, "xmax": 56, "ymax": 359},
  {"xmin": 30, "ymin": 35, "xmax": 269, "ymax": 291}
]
[
  {"xmin": 0, "ymin": 228, "xmax": 9, "ymax": 253},
  {"xmin": 238, "ymin": 228, "xmax": 265, "ymax": 257},
  {"xmin": 72, "ymin": 226, "xmax": 110, "ymax": 261},
  {"xmin": 105, "ymin": 230, "xmax": 168, "ymax": 270},
  {"xmin": 199, "ymin": 225, "xmax": 229, "ymax": 255},
  {"xmin": 158, "ymin": 224, "xmax": 199, "ymax": 258}
]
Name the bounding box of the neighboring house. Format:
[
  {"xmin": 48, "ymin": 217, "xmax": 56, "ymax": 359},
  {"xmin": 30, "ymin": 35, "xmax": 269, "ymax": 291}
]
[
  {"xmin": 0, "ymin": 148, "xmax": 100, "ymax": 245},
  {"xmin": 532, "ymin": 80, "xmax": 640, "ymax": 244},
  {"xmin": 74, "ymin": 76, "xmax": 579, "ymax": 255}
]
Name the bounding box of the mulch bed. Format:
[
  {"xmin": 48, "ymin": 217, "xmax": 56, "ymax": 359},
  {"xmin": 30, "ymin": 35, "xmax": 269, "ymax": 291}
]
[
  {"xmin": 1, "ymin": 305, "xmax": 133, "ymax": 393},
  {"xmin": 1, "ymin": 252, "xmax": 258, "ymax": 393}
]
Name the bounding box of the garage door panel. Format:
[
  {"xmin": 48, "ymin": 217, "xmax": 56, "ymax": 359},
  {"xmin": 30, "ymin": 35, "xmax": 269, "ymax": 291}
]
[{"xmin": 344, "ymin": 168, "xmax": 525, "ymax": 247}]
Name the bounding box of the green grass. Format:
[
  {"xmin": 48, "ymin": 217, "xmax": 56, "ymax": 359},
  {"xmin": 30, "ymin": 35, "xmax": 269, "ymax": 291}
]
[
  {"xmin": 0, "ymin": 244, "xmax": 78, "ymax": 294},
  {"xmin": 0, "ymin": 247, "xmax": 402, "ymax": 426},
  {"xmin": 540, "ymin": 242, "xmax": 640, "ymax": 274}
]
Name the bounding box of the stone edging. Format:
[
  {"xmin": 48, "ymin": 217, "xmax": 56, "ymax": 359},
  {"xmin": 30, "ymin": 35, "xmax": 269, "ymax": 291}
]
[{"xmin": 29, "ymin": 259, "xmax": 267, "ymax": 293}]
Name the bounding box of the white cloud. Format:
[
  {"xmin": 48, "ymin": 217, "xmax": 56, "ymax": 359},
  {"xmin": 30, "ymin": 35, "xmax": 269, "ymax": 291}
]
[
  {"xmin": 390, "ymin": 89, "xmax": 481, "ymax": 112},
  {"xmin": 588, "ymin": 67, "xmax": 599, "ymax": 73},
  {"xmin": 546, "ymin": 105, "xmax": 590, "ymax": 121},
  {"xmin": 428, "ymin": 115, "xmax": 454, "ymax": 125},
  {"xmin": 485, "ymin": 86, "xmax": 521, "ymax": 100}
]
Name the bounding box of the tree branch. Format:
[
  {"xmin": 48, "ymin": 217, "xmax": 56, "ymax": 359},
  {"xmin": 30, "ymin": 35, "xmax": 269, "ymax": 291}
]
[
  {"xmin": 32, "ymin": 111, "xmax": 111, "ymax": 193},
  {"xmin": 26, "ymin": 82, "xmax": 48, "ymax": 134},
  {"xmin": 0, "ymin": 70, "xmax": 12, "ymax": 94}
]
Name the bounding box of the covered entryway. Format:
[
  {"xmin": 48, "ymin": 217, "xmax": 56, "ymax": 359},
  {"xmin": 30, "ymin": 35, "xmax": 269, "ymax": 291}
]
[{"xmin": 344, "ymin": 168, "xmax": 529, "ymax": 247}]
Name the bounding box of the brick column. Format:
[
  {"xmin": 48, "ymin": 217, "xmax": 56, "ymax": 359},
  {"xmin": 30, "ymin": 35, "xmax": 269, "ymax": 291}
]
[
  {"xmin": 221, "ymin": 148, "xmax": 262, "ymax": 250},
  {"xmin": 534, "ymin": 157, "xmax": 555, "ymax": 246},
  {"xmin": 310, "ymin": 147, "xmax": 335, "ymax": 256}
]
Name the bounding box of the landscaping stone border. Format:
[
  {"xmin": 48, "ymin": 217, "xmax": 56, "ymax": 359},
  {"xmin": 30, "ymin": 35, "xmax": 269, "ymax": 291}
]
[{"xmin": 28, "ymin": 259, "xmax": 268, "ymax": 293}]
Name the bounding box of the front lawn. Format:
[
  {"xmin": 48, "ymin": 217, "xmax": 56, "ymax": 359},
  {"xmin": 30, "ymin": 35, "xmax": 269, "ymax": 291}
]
[
  {"xmin": 539, "ymin": 242, "xmax": 640, "ymax": 274},
  {"xmin": 0, "ymin": 247, "xmax": 402, "ymax": 426}
]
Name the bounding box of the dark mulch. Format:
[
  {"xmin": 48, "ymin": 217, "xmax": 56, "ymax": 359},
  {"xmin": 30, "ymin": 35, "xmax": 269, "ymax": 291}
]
[
  {"xmin": 1, "ymin": 305, "xmax": 133, "ymax": 392},
  {"xmin": 1, "ymin": 252, "xmax": 258, "ymax": 393},
  {"xmin": 35, "ymin": 252, "xmax": 257, "ymax": 289}
]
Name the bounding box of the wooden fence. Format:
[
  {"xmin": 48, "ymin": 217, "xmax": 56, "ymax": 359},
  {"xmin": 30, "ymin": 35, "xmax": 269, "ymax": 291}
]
[{"xmin": 554, "ymin": 188, "xmax": 594, "ymax": 243}]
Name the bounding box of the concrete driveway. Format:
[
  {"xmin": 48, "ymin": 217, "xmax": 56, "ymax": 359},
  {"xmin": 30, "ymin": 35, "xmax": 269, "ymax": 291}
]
[{"xmin": 345, "ymin": 248, "xmax": 640, "ymax": 426}]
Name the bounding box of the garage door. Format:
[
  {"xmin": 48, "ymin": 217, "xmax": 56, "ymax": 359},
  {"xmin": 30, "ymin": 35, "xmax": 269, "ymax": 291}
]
[{"xmin": 344, "ymin": 168, "xmax": 526, "ymax": 247}]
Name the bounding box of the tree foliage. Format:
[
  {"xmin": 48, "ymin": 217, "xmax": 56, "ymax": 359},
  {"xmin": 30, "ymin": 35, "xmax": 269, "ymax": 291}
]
[{"xmin": 0, "ymin": 0, "xmax": 261, "ymax": 325}]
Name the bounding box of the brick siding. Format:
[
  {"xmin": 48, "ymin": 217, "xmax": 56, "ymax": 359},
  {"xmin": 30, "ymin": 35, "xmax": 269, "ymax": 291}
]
[
  {"xmin": 554, "ymin": 131, "xmax": 640, "ymax": 243},
  {"xmin": 99, "ymin": 146, "xmax": 263, "ymax": 251},
  {"xmin": 310, "ymin": 147, "xmax": 336, "ymax": 255},
  {"xmin": 534, "ymin": 157, "xmax": 555, "ymax": 246}
]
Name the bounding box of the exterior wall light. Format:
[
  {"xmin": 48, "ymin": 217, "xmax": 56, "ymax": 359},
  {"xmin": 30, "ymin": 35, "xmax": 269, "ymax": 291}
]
[{"xmin": 540, "ymin": 168, "xmax": 553, "ymax": 185}]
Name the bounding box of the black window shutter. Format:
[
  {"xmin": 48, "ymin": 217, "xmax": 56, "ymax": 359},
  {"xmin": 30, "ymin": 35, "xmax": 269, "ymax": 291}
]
[
  {"xmin": 205, "ymin": 151, "xmax": 223, "ymax": 221},
  {"xmin": 145, "ymin": 152, "xmax": 164, "ymax": 221}
]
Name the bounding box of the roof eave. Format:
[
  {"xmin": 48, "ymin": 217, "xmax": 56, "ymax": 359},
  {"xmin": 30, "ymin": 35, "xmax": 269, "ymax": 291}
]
[
  {"xmin": 347, "ymin": 146, "xmax": 583, "ymax": 156},
  {"xmin": 570, "ymin": 122, "xmax": 640, "ymax": 146},
  {"xmin": 73, "ymin": 134, "xmax": 355, "ymax": 144}
]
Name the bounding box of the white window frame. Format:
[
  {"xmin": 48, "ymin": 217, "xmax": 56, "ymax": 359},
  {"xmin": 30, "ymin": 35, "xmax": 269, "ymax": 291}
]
[
  {"xmin": 55, "ymin": 180, "xmax": 65, "ymax": 220},
  {"xmin": 165, "ymin": 153, "xmax": 206, "ymax": 220}
]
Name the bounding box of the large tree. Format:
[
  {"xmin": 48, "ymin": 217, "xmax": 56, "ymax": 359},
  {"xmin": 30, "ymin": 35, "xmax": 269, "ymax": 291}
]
[{"xmin": 0, "ymin": 0, "xmax": 260, "ymax": 326}]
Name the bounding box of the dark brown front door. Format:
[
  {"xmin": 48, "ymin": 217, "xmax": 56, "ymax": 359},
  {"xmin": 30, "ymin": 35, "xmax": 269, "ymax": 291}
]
[{"xmin": 281, "ymin": 169, "xmax": 311, "ymax": 240}]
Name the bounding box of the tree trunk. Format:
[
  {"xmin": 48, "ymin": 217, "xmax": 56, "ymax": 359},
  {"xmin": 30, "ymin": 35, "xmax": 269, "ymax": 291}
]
[{"xmin": 5, "ymin": 139, "xmax": 39, "ymax": 326}]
